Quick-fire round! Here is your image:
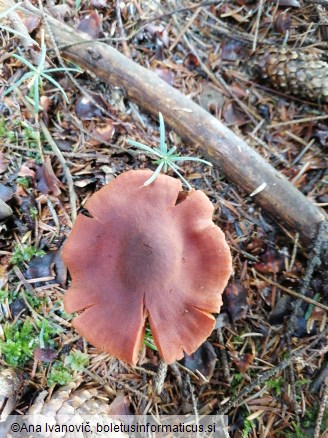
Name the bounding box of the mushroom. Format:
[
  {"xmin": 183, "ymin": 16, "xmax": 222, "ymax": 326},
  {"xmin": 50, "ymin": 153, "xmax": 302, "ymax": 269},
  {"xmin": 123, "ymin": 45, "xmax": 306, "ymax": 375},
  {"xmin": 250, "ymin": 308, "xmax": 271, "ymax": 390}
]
[{"xmin": 63, "ymin": 170, "xmax": 232, "ymax": 365}]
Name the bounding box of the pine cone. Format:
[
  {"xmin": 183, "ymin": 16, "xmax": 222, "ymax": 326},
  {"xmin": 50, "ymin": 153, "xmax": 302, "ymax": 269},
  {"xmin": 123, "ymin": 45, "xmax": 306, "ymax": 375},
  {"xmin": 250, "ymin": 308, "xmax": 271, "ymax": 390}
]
[
  {"xmin": 4, "ymin": 382, "xmax": 128, "ymax": 438},
  {"xmin": 0, "ymin": 367, "xmax": 24, "ymax": 421},
  {"xmin": 251, "ymin": 46, "xmax": 328, "ymax": 103}
]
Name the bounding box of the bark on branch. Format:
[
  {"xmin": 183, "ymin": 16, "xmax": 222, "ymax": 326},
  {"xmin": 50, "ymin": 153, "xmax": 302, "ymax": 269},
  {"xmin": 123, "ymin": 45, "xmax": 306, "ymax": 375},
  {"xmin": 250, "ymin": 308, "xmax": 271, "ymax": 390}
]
[{"xmin": 41, "ymin": 14, "xmax": 326, "ymax": 246}]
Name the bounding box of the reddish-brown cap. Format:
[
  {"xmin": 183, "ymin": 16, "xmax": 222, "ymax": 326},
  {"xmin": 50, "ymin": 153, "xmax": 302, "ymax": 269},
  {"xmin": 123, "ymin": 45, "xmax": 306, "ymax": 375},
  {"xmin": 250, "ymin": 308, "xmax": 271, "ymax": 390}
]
[{"xmin": 63, "ymin": 170, "xmax": 232, "ymax": 365}]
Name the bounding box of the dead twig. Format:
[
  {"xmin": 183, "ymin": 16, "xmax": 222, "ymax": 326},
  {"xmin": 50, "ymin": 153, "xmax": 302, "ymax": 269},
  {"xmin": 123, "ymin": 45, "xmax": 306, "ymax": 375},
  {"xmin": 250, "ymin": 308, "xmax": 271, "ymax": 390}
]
[
  {"xmin": 252, "ymin": 0, "xmax": 265, "ymax": 52},
  {"xmin": 40, "ymin": 120, "xmax": 77, "ymax": 225},
  {"xmin": 255, "ymin": 271, "xmax": 328, "ymax": 312},
  {"xmin": 287, "ymin": 221, "xmax": 328, "ymax": 336},
  {"xmin": 169, "ymin": 7, "xmax": 201, "ymax": 51},
  {"xmin": 17, "ymin": 84, "xmax": 77, "ymax": 224},
  {"xmin": 41, "ymin": 15, "xmax": 326, "ymax": 246},
  {"xmin": 217, "ymin": 327, "xmax": 231, "ymax": 383},
  {"xmin": 115, "ymin": 0, "xmax": 131, "ymax": 58},
  {"xmin": 314, "ymin": 378, "xmax": 328, "ymax": 438},
  {"xmin": 311, "ymin": 363, "xmax": 328, "ymax": 393},
  {"xmin": 286, "ymin": 334, "xmax": 301, "ymax": 424},
  {"xmin": 218, "ymin": 328, "xmax": 328, "ymax": 414},
  {"xmin": 267, "ymin": 114, "xmax": 328, "ymax": 129}
]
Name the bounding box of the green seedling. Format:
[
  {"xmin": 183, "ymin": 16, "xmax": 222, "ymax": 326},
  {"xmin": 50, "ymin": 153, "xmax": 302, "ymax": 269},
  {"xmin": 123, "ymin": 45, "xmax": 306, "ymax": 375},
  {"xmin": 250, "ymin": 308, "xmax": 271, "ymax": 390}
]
[
  {"xmin": 29, "ymin": 207, "xmax": 38, "ymax": 219},
  {"xmin": 266, "ymin": 377, "xmax": 284, "ymax": 396},
  {"xmin": 0, "ymin": 289, "xmax": 9, "ymax": 304},
  {"xmin": 242, "ymin": 418, "xmax": 255, "ymax": 438},
  {"xmin": 16, "ymin": 176, "xmax": 30, "ymax": 188},
  {"xmin": 5, "ymin": 43, "xmax": 81, "ymax": 112},
  {"xmin": 144, "ymin": 326, "xmax": 158, "ymax": 351},
  {"xmin": 127, "ymin": 112, "xmax": 212, "ymax": 189},
  {"xmin": 65, "ymin": 350, "xmax": 89, "ymax": 372},
  {"xmin": 47, "ymin": 362, "xmax": 74, "ymax": 386},
  {"xmin": 10, "ymin": 244, "xmax": 45, "ymax": 266}
]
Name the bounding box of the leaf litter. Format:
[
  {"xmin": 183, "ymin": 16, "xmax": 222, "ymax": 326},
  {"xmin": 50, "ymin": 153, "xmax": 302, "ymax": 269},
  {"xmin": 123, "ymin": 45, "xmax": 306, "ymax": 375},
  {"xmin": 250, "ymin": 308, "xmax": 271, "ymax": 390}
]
[{"xmin": 0, "ymin": 0, "xmax": 327, "ymax": 436}]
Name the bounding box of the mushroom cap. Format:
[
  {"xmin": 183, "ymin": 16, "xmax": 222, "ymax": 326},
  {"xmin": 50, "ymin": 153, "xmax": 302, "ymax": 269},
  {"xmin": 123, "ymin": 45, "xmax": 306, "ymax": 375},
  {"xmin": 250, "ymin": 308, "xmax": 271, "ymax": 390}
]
[{"xmin": 63, "ymin": 170, "xmax": 232, "ymax": 365}]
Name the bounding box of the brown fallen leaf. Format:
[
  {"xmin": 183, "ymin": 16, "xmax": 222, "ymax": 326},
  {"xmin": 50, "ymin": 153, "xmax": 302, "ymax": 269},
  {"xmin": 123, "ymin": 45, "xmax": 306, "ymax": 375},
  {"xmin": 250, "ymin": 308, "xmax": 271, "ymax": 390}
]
[
  {"xmin": 223, "ymin": 280, "xmax": 248, "ymax": 323},
  {"xmin": 36, "ymin": 157, "xmax": 63, "ymax": 197},
  {"xmin": 89, "ymin": 121, "xmax": 115, "ymax": 146},
  {"xmin": 181, "ymin": 341, "xmax": 217, "ymax": 382},
  {"xmin": 34, "ymin": 347, "xmax": 58, "ymax": 363},
  {"xmin": 223, "ymin": 102, "xmax": 247, "ymax": 126},
  {"xmin": 254, "ymin": 249, "xmax": 283, "ymax": 274},
  {"xmin": 199, "ymin": 83, "xmax": 225, "ymax": 114},
  {"xmin": 183, "ymin": 53, "xmax": 200, "ymax": 71},
  {"xmin": 229, "ymin": 351, "xmax": 254, "ymax": 375},
  {"xmin": 222, "ymin": 39, "xmax": 247, "ymax": 61},
  {"xmin": 153, "ymin": 68, "xmax": 175, "ymax": 85},
  {"xmin": 107, "ymin": 394, "xmax": 132, "ymax": 417},
  {"xmin": 77, "ymin": 11, "xmax": 103, "ymax": 39},
  {"xmin": 0, "ymin": 199, "xmax": 12, "ymax": 220},
  {"xmin": 25, "ymin": 250, "xmax": 67, "ymax": 286}
]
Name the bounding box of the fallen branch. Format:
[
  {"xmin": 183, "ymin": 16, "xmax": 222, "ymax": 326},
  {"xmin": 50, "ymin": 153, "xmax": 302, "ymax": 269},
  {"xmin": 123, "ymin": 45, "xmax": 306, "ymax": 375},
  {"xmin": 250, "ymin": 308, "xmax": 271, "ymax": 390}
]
[{"xmin": 23, "ymin": 6, "xmax": 327, "ymax": 246}]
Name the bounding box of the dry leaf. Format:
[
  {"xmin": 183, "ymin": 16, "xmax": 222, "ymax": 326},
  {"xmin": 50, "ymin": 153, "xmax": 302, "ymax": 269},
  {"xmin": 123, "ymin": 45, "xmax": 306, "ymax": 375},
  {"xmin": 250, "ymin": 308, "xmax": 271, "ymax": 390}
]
[
  {"xmin": 223, "ymin": 280, "xmax": 248, "ymax": 323},
  {"xmin": 0, "ymin": 199, "xmax": 12, "ymax": 220},
  {"xmin": 229, "ymin": 351, "xmax": 254, "ymax": 375},
  {"xmin": 181, "ymin": 341, "xmax": 217, "ymax": 382},
  {"xmin": 36, "ymin": 157, "xmax": 63, "ymax": 197},
  {"xmin": 77, "ymin": 11, "xmax": 103, "ymax": 39}
]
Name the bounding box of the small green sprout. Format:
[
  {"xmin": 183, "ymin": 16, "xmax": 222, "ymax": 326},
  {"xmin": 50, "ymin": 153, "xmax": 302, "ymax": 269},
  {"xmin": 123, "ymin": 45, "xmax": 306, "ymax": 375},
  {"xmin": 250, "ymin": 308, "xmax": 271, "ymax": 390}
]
[
  {"xmin": 29, "ymin": 207, "xmax": 38, "ymax": 219},
  {"xmin": 266, "ymin": 377, "xmax": 284, "ymax": 396},
  {"xmin": 0, "ymin": 289, "xmax": 9, "ymax": 304},
  {"xmin": 65, "ymin": 350, "xmax": 89, "ymax": 371},
  {"xmin": 16, "ymin": 176, "xmax": 30, "ymax": 188},
  {"xmin": 144, "ymin": 326, "xmax": 158, "ymax": 351},
  {"xmin": 47, "ymin": 362, "xmax": 74, "ymax": 386},
  {"xmin": 242, "ymin": 418, "xmax": 255, "ymax": 438},
  {"xmin": 5, "ymin": 43, "xmax": 81, "ymax": 113},
  {"xmin": 10, "ymin": 244, "xmax": 45, "ymax": 266},
  {"xmin": 127, "ymin": 112, "xmax": 212, "ymax": 189},
  {"xmin": 0, "ymin": 320, "xmax": 40, "ymax": 367}
]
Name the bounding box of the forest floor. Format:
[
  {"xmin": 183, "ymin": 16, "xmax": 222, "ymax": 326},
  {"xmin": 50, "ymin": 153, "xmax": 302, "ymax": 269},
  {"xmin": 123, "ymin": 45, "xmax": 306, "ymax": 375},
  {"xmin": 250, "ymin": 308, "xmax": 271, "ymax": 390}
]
[{"xmin": 0, "ymin": 1, "xmax": 328, "ymax": 437}]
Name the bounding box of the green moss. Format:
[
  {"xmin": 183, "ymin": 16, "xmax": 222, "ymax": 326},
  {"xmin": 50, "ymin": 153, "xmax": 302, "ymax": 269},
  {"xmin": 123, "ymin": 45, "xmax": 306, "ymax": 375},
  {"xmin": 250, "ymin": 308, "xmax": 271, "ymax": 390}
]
[
  {"xmin": 47, "ymin": 362, "xmax": 73, "ymax": 386},
  {"xmin": 65, "ymin": 351, "xmax": 89, "ymax": 371},
  {"xmin": 10, "ymin": 244, "xmax": 45, "ymax": 266},
  {"xmin": 0, "ymin": 289, "xmax": 9, "ymax": 303},
  {"xmin": 242, "ymin": 419, "xmax": 255, "ymax": 438},
  {"xmin": 0, "ymin": 313, "xmax": 61, "ymax": 367},
  {"xmin": 0, "ymin": 320, "xmax": 38, "ymax": 366},
  {"xmin": 266, "ymin": 377, "xmax": 284, "ymax": 396},
  {"xmin": 0, "ymin": 116, "xmax": 15, "ymax": 141}
]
